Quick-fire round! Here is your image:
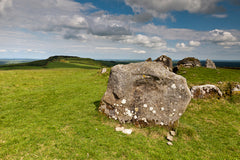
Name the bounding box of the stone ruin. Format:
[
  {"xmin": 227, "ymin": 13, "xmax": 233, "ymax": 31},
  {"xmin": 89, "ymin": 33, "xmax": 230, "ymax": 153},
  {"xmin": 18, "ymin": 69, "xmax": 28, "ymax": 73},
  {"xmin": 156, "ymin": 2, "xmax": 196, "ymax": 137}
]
[
  {"xmin": 177, "ymin": 57, "xmax": 201, "ymax": 68},
  {"xmin": 99, "ymin": 62, "xmax": 191, "ymax": 127}
]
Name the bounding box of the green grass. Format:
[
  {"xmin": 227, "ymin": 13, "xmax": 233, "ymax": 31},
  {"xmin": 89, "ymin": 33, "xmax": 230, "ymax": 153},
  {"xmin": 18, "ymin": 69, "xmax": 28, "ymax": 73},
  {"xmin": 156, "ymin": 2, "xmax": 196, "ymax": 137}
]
[
  {"xmin": 177, "ymin": 67, "xmax": 240, "ymax": 86},
  {"xmin": 0, "ymin": 67, "xmax": 240, "ymax": 159}
]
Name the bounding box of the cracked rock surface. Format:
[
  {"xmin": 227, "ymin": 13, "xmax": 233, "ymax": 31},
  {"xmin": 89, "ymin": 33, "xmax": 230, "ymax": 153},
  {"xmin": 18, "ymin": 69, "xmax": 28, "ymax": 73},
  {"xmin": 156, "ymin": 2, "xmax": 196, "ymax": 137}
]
[{"xmin": 99, "ymin": 62, "xmax": 191, "ymax": 127}]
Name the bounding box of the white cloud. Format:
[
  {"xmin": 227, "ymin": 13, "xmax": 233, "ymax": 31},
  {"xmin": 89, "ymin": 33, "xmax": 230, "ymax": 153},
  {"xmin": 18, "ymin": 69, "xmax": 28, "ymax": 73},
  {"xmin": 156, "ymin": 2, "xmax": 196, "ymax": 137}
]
[
  {"xmin": 134, "ymin": 23, "xmax": 207, "ymax": 41},
  {"xmin": 209, "ymin": 29, "xmax": 237, "ymax": 42},
  {"xmin": 176, "ymin": 42, "xmax": 194, "ymax": 51},
  {"xmin": 0, "ymin": 49, "xmax": 7, "ymax": 52},
  {"xmin": 189, "ymin": 40, "xmax": 201, "ymax": 47},
  {"xmin": 125, "ymin": 0, "xmax": 225, "ymax": 20},
  {"xmin": 132, "ymin": 50, "xmax": 146, "ymax": 54},
  {"xmin": 0, "ymin": 0, "xmax": 12, "ymax": 16},
  {"xmin": 96, "ymin": 47, "xmax": 132, "ymax": 51},
  {"xmin": 121, "ymin": 34, "xmax": 167, "ymax": 48},
  {"xmin": 206, "ymin": 29, "xmax": 240, "ymax": 48},
  {"xmin": 212, "ymin": 14, "xmax": 228, "ymax": 18}
]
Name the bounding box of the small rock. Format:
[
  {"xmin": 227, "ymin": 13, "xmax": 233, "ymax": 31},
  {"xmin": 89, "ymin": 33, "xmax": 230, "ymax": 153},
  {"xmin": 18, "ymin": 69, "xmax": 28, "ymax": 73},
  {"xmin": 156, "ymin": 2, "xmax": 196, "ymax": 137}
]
[
  {"xmin": 167, "ymin": 133, "xmax": 174, "ymax": 142},
  {"xmin": 217, "ymin": 81, "xmax": 223, "ymax": 84},
  {"xmin": 232, "ymin": 84, "xmax": 240, "ymax": 92},
  {"xmin": 205, "ymin": 59, "xmax": 216, "ymax": 69},
  {"xmin": 122, "ymin": 129, "xmax": 132, "ymax": 135},
  {"xmin": 115, "ymin": 127, "xmax": 124, "ymax": 132},
  {"xmin": 154, "ymin": 55, "xmax": 173, "ymax": 71},
  {"xmin": 170, "ymin": 131, "xmax": 176, "ymax": 136},
  {"xmin": 190, "ymin": 84, "xmax": 222, "ymax": 99},
  {"xmin": 145, "ymin": 57, "xmax": 152, "ymax": 62},
  {"xmin": 101, "ymin": 68, "xmax": 107, "ymax": 74},
  {"xmin": 167, "ymin": 141, "xmax": 173, "ymax": 146}
]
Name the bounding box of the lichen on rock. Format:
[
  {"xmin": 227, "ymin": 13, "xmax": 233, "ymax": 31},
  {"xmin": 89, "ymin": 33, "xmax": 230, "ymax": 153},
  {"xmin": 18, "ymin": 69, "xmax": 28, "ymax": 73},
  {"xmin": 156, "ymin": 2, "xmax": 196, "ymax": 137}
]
[{"xmin": 99, "ymin": 62, "xmax": 191, "ymax": 127}]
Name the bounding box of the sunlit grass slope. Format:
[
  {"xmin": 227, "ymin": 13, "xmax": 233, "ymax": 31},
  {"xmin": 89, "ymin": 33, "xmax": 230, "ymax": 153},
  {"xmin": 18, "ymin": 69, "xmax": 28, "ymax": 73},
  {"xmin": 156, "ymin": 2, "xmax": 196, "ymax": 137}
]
[
  {"xmin": 0, "ymin": 67, "xmax": 239, "ymax": 159},
  {"xmin": 0, "ymin": 56, "xmax": 119, "ymax": 70}
]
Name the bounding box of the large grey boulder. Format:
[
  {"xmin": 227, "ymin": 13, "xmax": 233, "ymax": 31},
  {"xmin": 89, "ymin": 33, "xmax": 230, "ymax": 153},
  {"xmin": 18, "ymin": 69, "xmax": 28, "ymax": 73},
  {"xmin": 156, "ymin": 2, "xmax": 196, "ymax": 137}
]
[
  {"xmin": 154, "ymin": 55, "xmax": 173, "ymax": 71},
  {"xmin": 190, "ymin": 84, "xmax": 222, "ymax": 99},
  {"xmin": 205, "ymin": 59, "xmax": 216, "ymax": 69},
  {"xmin": 99, "ymin": 62, "xmax": 191, "ymax": 127},
  {"xmin": 177, "ymin": 57, "xmax": 201, "ymax": 68}
]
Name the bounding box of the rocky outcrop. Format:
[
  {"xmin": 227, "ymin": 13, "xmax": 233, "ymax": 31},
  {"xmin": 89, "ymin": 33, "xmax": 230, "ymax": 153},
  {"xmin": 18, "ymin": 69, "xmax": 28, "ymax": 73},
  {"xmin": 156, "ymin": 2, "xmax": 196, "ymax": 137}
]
[
  {"xmin": 177, "ymin": 57, "xmax": 201, "ymax": 68},
  {"xmin": 154, "ymin": 55, "xmax": 173, "ymax": 71},
  {"xmin": 99, "ymin": 62, "xmax": 191, "ymax": 127},
  {"xmin": 190, "ymin": 85, "xmax": 222, "ymax": 99},
  {"xmin": 145, "ymin": 58, "xmax": 152, "ymax": 62},
  {"xmin": 206, "ymin": 59, "xmax": 216, "ymax": 69},
  {"xmin": 232, "ymin": 84, "xmax": 240, "ymax": 94}
]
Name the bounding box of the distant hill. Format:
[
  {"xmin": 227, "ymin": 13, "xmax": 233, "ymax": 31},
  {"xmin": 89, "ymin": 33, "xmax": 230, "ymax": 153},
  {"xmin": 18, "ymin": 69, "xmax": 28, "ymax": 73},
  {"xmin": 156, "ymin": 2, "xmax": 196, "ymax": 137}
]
[{"xmin": 0, "ymin": 56, "xmax": 129, "ymax": 70}]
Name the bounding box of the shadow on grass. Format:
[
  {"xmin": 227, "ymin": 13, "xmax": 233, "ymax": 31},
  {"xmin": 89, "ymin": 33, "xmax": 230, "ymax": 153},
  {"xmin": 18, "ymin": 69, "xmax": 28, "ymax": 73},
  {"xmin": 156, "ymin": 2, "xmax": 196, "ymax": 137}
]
[{"xmin": 94, "ymin": 100, "xmax": 101, "ymax": 111}]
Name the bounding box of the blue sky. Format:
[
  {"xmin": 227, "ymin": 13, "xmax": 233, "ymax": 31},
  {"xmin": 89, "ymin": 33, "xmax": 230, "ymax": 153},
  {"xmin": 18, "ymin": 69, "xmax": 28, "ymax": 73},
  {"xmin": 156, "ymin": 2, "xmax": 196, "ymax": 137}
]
[{"xmin": 0, "ymin": 0, "xmax": 240, "ymax": 60}]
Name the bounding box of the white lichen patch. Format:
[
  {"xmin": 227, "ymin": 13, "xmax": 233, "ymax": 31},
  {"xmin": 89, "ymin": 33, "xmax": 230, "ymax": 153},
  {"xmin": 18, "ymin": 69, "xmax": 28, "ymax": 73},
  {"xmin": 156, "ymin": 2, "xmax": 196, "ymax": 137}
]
[
  {"xmin": 121, "ymin": 99, "xmax": 127, "ymax": 104},
  {"xmin": 142, "ymin": 118, "xmax": 147, "ymax": 123},
  {"xmin": 143, "ymin": 104, "xmax": 148, "ymax": 108},
  {"xmin": 161, "ymin": 107, "xmax": 165, "ymax": 111},
  {"xmin": 134, "ymin": 115, "xmax": 137, "ymax": 119},
  {"xmin": 179, "ymin": 95, "xmax": 182, "ymax": 98},
  {"xmin": 179, "ymin": 113, "xmax": 182, "ymax": 116},
  {"xmin": 149, "ymin": 107, "xmax": 153, "ymax": 111},
  {"xmin": 173, "ymin": 109, "xmax": 176, "ymax": 112},
  {"xmin": 152, "ymin": 110, "xmax": 156, "ymax": 114},
  {"xmin": 124, "ymin": 108, "xmax": 133, "ymax": 117},
  {"xmin": 160, "ymin": 122, "xmax": 164, "ymax": 126},
  {"xmin": 171, "ymin": 84, "xmax": 177, "ymax": 89}
]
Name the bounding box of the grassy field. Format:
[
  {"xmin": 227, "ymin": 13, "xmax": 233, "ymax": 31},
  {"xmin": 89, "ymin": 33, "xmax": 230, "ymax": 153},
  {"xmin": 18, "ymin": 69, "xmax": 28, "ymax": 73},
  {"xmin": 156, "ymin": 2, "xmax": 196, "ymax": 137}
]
[{"xmin": 0, "ymin": 65, "xmax": 240, "ymax": 159}]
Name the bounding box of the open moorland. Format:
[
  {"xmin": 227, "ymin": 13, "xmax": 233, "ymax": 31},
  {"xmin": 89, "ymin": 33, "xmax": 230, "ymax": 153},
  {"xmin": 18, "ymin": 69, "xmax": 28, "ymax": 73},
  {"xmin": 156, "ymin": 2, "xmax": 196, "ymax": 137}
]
[{"xmin": 0, "ymin": 57, "xmax": 239, "ymax": 159}]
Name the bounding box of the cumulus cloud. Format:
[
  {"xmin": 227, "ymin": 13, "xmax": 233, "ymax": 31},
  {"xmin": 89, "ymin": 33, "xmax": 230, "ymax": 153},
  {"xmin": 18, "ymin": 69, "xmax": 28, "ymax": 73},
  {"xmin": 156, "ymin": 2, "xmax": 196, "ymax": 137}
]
[
  {"xmin": 125, "ymin": 0, "xmax": 225, "ymax": 20},
  {"xmin": 176, "ymin": 40, "xmax": 201, "ymax": 51},
  {"xmin": 0, "ymin": 0, "xmax": 12, "ymax": 16},
  {"xmin": 0, "ymin": 49, "xmax": 7, "ymax": 52},
  {"xmin": 132, "ymin": 50, "xmax": 146, "ymax": 54},
  {"xmin": 206, "ymin": 29, "xmax": 240, "ymax": 48},
  {"xmin": 87, "ymin": 14, "xmax": 132, "ymax": 36},
  {"xmin": 134, "ymin": 23, "xmax": 207, "ymax": 41},
  {"xmin": 121, "ymin": 34, "xmax": 167, "ymax": 48},
  {"xmin": 96, "ymin": 47, "xmax": 132, "ymax": 51},
  {"xmin": 176, "ymin": 42, "xmax": 194, "ymax": 51},
  {"xmin": 189, "ymin": 40, "xmax": 201, "ymax": 47}
]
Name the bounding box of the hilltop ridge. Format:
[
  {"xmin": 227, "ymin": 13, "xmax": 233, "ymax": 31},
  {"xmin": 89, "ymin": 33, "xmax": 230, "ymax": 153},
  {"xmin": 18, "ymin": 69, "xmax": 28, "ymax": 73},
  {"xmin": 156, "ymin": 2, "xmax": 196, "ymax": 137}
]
[{"xmin": 0, "ymin": 55, "xmax": 123, "ymax": 70}]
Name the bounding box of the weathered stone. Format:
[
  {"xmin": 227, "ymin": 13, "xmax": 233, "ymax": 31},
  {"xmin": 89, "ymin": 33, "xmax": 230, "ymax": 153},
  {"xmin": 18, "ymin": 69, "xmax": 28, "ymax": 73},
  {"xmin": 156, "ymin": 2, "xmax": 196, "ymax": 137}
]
[
  {"xmin": 99, "ymin": 62, "xmax": 191, "ymax": 127},
  {"xmin": 145, "ymin": 58, "xmax": 152, "ymax": 62},
  {"xmin": 154, "ymin": 55, "xmax": 173, "ymax": 71},
  {"xmin": 122, "ymin": 129, "xmax": 133, "ymax": 135},
  {"xmin": 190, "ymin": 84, "xmax": 222, "ymax": 99},
  {"xmin": 177, "ymin": 57, "xmax": 201, "ymax": 68},
  {"xmin": 115, "ymin": 127, "xmax": 124, "ymax": 132},
  {"xmin": 170, "ymin": 130, "xmax": 176, "ymax": 136},
  {"xmin": 167, "ymin": 141, "xmax": 173, "ymax": 146},
  {"xmin": 232, "ymin": 84, "xmax": 240, "ymax": 94},
  {"xmin": 101, "ymin": 68, "xmax": 107, "ymax": 74},
  {"xmin": 167, "ymin": 133, "xmax": 174, "ymax": 142},
  {"xmin": 206, "ymin": 59, "xmax": 216, "ymax": 69}
]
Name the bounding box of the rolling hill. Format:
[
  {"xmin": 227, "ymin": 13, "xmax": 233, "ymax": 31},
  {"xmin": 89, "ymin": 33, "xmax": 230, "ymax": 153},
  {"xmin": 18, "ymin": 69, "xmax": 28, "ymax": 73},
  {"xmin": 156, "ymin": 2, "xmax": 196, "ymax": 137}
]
[{"xmin": 0, "ymin": 56, "xmax": 124, "ymax": 70}]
